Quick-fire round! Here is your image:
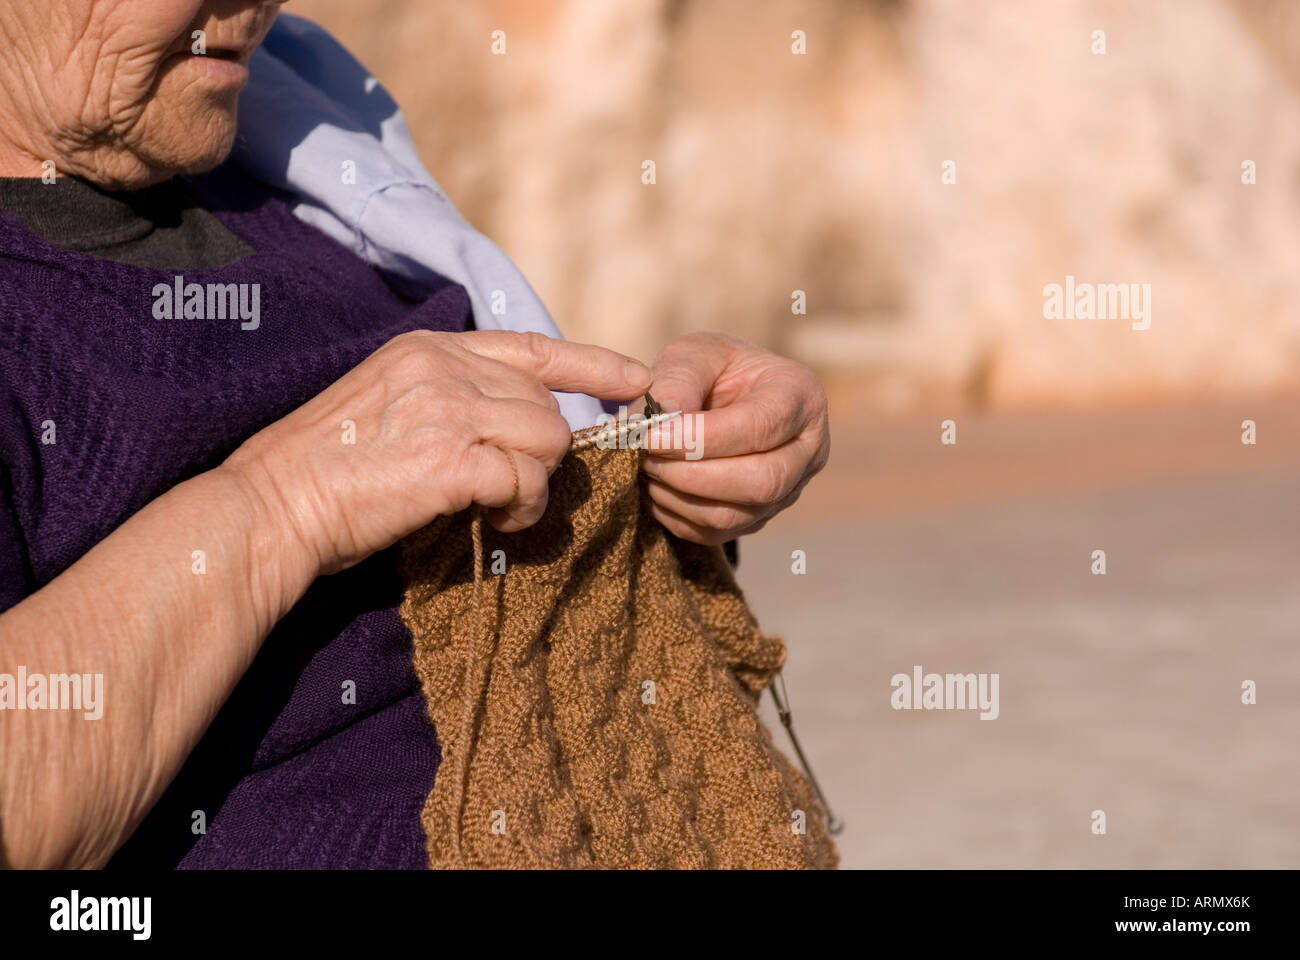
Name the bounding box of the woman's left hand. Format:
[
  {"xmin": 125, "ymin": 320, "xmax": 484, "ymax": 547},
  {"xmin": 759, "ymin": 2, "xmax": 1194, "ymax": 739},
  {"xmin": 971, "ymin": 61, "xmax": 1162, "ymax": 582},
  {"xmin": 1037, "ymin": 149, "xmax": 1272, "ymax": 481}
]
[{"xmin": 640, "ymin": 333, "xmax": 830, "ymax": 545}]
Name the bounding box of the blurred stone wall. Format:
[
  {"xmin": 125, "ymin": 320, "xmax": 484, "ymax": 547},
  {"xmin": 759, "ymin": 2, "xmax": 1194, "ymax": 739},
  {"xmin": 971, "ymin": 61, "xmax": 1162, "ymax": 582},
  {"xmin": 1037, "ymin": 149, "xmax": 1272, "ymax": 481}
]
[{"xmin": 289, "ymin": 0, "xmax": 1300, "ymax": 409}]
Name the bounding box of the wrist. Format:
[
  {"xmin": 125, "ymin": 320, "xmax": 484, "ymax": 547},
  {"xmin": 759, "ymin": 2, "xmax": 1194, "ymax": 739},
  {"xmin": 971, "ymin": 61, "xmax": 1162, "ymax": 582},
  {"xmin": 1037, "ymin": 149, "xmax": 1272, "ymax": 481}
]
[{"xmin": 206, "ymin": 457, "xmax": 321, "ymax": 631}]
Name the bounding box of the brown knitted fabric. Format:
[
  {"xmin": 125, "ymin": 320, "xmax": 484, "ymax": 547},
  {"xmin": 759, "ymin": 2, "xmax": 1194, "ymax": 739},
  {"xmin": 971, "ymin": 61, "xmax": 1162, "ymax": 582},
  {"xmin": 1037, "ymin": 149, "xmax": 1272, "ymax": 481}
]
[{"xmin": 397, "ymin": 439, "xmax": 838, "ymax": 869}]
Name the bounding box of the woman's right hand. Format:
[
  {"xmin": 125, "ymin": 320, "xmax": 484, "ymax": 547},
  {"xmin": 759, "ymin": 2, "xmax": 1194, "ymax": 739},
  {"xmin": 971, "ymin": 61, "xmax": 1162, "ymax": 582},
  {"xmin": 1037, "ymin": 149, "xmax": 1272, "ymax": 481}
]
[
  {"xmin": 0, "ymin": 329, "xmax": 647, "ymax": 869},
  {"xmin": 223, "ymin": 329, "xmax": 651, "ymax": 578}
]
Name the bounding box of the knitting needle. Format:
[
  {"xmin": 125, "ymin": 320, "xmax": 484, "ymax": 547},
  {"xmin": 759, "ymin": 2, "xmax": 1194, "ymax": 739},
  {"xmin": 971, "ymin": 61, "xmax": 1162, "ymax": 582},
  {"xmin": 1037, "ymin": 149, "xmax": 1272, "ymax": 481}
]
[
  {"xmin": 770, "ymin": 672, "xmax": 844, "ymax": 835},
  {"xmin": 571, "ymin": 400, "xmax": 682, "ymax": 452}
]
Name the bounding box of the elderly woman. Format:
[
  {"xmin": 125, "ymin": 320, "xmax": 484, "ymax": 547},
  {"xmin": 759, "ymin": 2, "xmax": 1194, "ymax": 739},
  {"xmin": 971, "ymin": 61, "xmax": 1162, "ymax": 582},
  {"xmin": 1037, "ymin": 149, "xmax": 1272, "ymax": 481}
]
[{"xmin": 0, "ymin": 1, "xmax": 829, "ymax": 869}]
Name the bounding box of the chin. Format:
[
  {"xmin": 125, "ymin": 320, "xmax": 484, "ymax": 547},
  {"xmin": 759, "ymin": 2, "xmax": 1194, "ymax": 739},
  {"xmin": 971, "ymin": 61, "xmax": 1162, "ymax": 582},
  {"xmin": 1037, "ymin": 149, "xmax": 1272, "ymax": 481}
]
[
  {"xmin": 168, "ymin": 118, "xmax": 239, "ymax": 177},
  {"xmin": 135, "ymin": 116, "xmax": 240, "ymax": 189}
]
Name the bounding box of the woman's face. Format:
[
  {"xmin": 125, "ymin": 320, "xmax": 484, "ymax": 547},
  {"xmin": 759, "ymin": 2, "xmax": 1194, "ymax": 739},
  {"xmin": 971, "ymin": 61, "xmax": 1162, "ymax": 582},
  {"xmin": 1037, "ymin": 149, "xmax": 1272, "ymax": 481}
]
[{"xmin": 0, "ymin": 0, "xmax": 284, "ymax": 188}]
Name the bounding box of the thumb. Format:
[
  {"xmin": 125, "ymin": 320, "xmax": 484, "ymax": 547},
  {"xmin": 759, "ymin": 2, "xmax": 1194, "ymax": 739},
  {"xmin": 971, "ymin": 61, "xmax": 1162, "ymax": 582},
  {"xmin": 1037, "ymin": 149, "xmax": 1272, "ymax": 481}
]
[{"xmin": 649, "ymin": 333, "xmax": 738, "ymax": 412}]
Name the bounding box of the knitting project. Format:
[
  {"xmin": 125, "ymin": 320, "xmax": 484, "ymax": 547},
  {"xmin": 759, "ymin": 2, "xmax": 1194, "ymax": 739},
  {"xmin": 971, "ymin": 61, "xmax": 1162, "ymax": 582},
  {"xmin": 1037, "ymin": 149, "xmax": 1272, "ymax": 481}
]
[{"xmin": 398, "ymin": 437, "xmax": 839, "ymax": 869}]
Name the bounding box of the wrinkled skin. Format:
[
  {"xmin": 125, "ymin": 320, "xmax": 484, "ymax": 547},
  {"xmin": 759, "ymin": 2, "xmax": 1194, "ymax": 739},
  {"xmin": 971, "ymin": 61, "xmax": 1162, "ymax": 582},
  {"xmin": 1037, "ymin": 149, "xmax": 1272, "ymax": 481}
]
[
  {"xmin": 0, "ymin": 0, "xmax": 284, "ymax": 188},
  {"xmin": 0, "ymin": 0, "xmax": 830, "ymax": 546}
]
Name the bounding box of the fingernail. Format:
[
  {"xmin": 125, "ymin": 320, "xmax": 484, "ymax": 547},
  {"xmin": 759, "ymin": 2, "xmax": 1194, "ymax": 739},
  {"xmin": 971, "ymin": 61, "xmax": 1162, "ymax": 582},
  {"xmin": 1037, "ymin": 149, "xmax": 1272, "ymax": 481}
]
[{"xmin": 624, "ymin": 358, "xmax": 652, "ymax": 387}]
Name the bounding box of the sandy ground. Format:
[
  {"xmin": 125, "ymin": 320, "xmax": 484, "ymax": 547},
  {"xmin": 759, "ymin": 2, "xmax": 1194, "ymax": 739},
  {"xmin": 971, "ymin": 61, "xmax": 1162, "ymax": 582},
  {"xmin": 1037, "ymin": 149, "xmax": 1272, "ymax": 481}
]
[{"xmin": 741, "ymin": 395, "xmax": 1299, "ymax": 868}]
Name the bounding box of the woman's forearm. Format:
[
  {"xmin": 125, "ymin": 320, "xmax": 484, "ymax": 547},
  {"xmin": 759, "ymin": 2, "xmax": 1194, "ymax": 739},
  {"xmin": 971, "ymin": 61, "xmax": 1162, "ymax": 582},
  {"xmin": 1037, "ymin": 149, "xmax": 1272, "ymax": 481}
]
[
  {"xmin": 0, "ymin": 330, "xmax": 650, "ymax": 870},
  {"xmin": 0, "ymin": 463, "xmax": 316, "ymax": 868}
]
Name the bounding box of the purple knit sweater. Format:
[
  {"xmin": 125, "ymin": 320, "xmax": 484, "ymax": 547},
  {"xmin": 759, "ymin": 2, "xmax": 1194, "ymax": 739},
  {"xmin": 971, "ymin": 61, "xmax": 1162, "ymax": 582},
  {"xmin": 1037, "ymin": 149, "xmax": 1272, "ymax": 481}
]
[{"xmin": 0, "ymin": 164, "xmax": 460, "ymax": 868}]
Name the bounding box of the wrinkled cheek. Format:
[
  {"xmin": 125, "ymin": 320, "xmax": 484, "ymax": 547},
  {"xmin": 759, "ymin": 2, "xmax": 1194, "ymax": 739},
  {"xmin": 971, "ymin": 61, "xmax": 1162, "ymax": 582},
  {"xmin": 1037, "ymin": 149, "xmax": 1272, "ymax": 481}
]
[{"xmin": 69, "ymin": 49, "xmax": 160, "ymax": 137}]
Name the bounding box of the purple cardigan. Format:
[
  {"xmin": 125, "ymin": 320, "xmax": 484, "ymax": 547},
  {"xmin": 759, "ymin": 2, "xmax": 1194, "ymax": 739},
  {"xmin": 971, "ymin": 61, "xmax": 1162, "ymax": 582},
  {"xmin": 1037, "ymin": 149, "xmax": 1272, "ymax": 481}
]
[{"xmin": 0, "ymin": 165, "xmax": 459, "ymax": 868}]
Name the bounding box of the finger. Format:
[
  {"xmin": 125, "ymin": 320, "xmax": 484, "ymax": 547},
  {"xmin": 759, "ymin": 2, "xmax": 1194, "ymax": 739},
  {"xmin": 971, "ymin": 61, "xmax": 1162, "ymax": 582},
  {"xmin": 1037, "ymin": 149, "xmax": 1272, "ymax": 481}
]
[
  {"xmin": 647, "ymin": 375, "xmax": 817, "ymax": 461},
  {"xmin": 645, "ymin": 335, "xmax": 730, "ymax": 415},
  {"xmin": 641, "ymin": 435, "xmax": 818, "ymax": 504},
  {"xmin": 461, "ymin": 330, "xmax": 651, "ymax": 400},
  {"xmin": 646, "ymin": 499, "xmax": 775, "ymax": 546},
  {"xmin": 468, "ymin": 443, "xmax": 551, "ymax": 530},
  {"xmin": 467, "ymin": 359, "xmax": 561, "ymax": 412},
  {"xmin": 646, "ymin": 499, "xmax": 735, "ymax": 546},
  {"xmin": 473, "ymin": 398, "xmax": 573, "ymax": 471},
  {"xmin": 643, "ymin": 477, "xmax": 775, "ymax": 531}
]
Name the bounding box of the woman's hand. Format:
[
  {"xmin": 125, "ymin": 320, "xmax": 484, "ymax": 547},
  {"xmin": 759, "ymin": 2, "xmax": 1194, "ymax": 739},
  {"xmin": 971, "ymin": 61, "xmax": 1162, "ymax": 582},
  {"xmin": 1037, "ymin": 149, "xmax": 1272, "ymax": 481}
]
[
  {"xmin": 225, "ymin": 329, "xmax": 651, "ymax": 577},
  {"xmin": 641, "ymin": 333, "xmax": 829, "ymax": 545},
  {"xmin": 0, "ymin": 328, "xmax": 649, "ymax": 869}
]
